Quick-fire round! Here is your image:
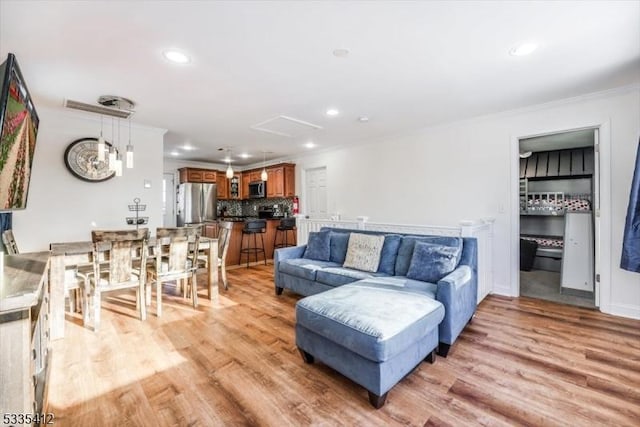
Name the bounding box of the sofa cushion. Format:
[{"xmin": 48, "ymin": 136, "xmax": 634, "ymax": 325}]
[
  {"xmin": 395, "ymin": 236, "xmax": 463, "ymax": 277},
  {"xmin": 279, "ymin": 258, "xmax": 340, "ymax": 281},
  {"xmin": 359, "ymin": 276, "xmax": 438, "ymax": 298},
  {"xmin": 316, "ymin": 267, "xmax": 388, "ymax": 287},
  {"xmin": 329, "ymin": 231, "xmax": 350, "ymax": 264},
  {"xmin": 406, "ymin": 242, "xmax": 462, "ymax": 283},
  {"xmin": 296, "ymin": 281, "xmax": 445, "ymax": 362},
  {"xmin": 343, "ymin": 233, "xmax": 385, "ymax": 272},
  {"xmin": 303, "ymin": 231, "xmax": 331, "ymax": 261},
  {"xmin": 377, "ymin": 234, "xmax": 402, "ymax": 275}
]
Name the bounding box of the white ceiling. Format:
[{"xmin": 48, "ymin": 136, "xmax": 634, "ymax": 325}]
[{"xmin": 1, "ymin": 1, "xmax": 638, "ymax": 167}]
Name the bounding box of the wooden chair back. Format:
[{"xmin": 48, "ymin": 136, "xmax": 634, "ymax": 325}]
[
  {"xmin": 154, "ymin": 227, "xmax": 200, "ymax": 275},
  {"xmin": 217, "ymin": 221, "xmax": 233, "ymax": 263},
  {"xmin": 90, "ymin": 228, "xmax": 149, "ymax": 285},
  {"xmin": 2, "ymin": 229, "xmax": 19, "ymax": 254}
]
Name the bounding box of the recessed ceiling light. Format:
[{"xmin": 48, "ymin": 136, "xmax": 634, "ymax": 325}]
[
  {"xmin": 163, "ymin": 49, "xmax": 191, "ymax": 64},
  {"xmin": 223, "ymin": 156, "xmax": 232, "ymax": 163},
  {"xmin": 326, "ymin": 108, "xmax": 339, "ymax": 116},
  {"xmin": 333, "ymin": 48, "xmax": 350, "ymax": 58},
  {"xmin": 170, "ymin": 150, "xmax": 180, "ymax": 156},
  {"xmin": 358, "ymin": 116, "xmax": 369, "ymax": 122},
  {"xmin": 181, "ymin": 144, "xmax": 195, "ymax": 151},
  {"xmin": 509, "ymin": 43, "xmax": 538, "ymax": 56},
  {"xmin": 305, "ymin": 141, "xmax": 316, "ymax": 149},
  {"xmin": 239, "ymin": 152, "xmax": 251, "ymax": 159}
]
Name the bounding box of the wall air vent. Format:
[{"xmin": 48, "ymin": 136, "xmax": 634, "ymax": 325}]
[
  {"xmin": 64, "ymin": 99, "xmax": 133, "ymax": 119},
  {"xmin": 251, "ymin": 115, "xmax": 322, "ymax": 138}
]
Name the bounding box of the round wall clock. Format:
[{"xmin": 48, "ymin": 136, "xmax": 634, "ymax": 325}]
[{"xmin": 64, "ymin": 137, "xmax": 115, "ymax": 182}]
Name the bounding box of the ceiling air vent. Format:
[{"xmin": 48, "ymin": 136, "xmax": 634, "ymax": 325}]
[
  {"xmin": 64, "ymin": 98, "xmax": 134, "ymax": 119},
  {"xmin": 251, "ymin": 115, "xmax": 322, "ymax": 137}
]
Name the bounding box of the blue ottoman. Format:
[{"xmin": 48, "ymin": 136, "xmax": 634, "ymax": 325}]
[{"xmin": 295, "ymin": 280, "xmax": 444, "ymax": 408}]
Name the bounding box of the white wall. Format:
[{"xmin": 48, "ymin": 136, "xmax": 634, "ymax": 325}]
[
  {"xmin": 291, "ymin": 86, "xmax": 640, "ymax": 319},
  {"xmin": 11, "ymin": 107, "xmax": 166, "ymax": 252}
]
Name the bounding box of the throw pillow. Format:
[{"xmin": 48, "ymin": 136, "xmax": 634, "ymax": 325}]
[
  {"xmin": 406, "ymin": 241, "xmax": 461, "ymax": 283},
  {"xmin": 377, "ymin": 234, "xmax": 402, "ymax": 275},
  {"xmin": 303, "ymin": 231, "xmax": 331, "ymax": 261},
  {"xmin": 329, "ymin": 231, "xmax": 350, "ymax": 264},
  {"xmin": 343, "ymin": 233, "xmax": 385, "ymax": 272}
]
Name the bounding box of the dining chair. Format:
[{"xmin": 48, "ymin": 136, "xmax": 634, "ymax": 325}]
[
  {"xmin": 2, "ymin": 229, "xmax": 19, "ymax": 254},
  {"xmin": 80, "ymin": 228, "xmax": 149, "ymax": 330},
  {"xmin": 147, "ymin": 227, "xmax": 200, "ymax": 317},
  {"xmin": 197, "ymin": 221, "xmax": 233, "ymax": 290}
]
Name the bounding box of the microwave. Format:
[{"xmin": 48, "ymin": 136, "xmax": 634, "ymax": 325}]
[{"xmin": 248, "ymin": 181, "xmax": 266, "ymax": 198}]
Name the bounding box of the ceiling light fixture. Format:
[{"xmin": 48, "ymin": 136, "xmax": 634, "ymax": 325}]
[
  {"xmin": 239, "ymin": 152, "xmax": 250, "ymax": 159},
  {"xmin": 326, "ymin": 108, "xmax": 339, "ymax": 116},
  {"xmin": 358, "ymin": 116, "xmax": 369, "ymax": 123},
  {"xmin": 332, "ymin": 48, "xmax": 350, "ymax": 58},
  {"xmin": 509, "ymin": 43, "xmax": 538, "ymax": 56},
  {"xmin": 170, "ymin": 150, "xmax": 180, "ymax": 156},
  {"xmin": 163, "ymin": 49, "xmax": 191, "ymax": 64},
  {"xmin": 305, "ymin": 141, "xmax": 316, "ymax": 149},
  {"xmin": 126, "ymin": 117, "xmax": 134, "ymax": 169},
  {"xmin": 261, "ymin": 151, "xmax": 268, "ymax": 181},
  {"xmin": 181, "ymin": 144, "xmax": 195, "ymax": 151},
  {"xmin": 225, "ymin": 149, "xmax": 234, "ymax": 178},
  {"xmin": 97, "ymin": 115, "xmax": 105, "ymax": 162}
]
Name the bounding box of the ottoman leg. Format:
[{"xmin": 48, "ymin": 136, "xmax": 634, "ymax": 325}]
[
  {"xmin": 425, "ymin": 349, "xmax": 437, "ymax": 364},
  {"xmin": 368, "ymin": 391, "xmax": 388, "ymax": 409},
  {"xmin": 437, "ymin": 343, "xmax": 451, "ymax": 358},
  {"xmin": 275, "ymin": 286, "xmax": 284, "ymax": 295},
  {"xmin": 298, "ymin": 348, "xmax": 314, "ymax": 364}
]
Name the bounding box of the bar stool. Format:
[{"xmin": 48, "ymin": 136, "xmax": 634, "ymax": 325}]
[
  {"xmin": 239, "ymin": 219, "xmax": 267, "ymax": 267},
  {"xmin": 274, "ymin": 217, "xmax": 296, "ymax": 249}
]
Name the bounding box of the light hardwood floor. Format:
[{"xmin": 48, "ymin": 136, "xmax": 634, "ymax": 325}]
[{"xmin": 48, "ymin": 264, "xmax": 640, "ymax": 426}]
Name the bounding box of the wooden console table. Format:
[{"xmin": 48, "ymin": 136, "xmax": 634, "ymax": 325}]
[
  {"xmin": 49, "ymin": 237, "xmax": 218, "ymax": 340},
  {"xmin": 0, "ymin": 252, "xmax": 52, "ymax": 418}
]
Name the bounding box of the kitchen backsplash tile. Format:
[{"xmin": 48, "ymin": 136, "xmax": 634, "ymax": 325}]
[{"xmin": 217, "ymin": 197, "xmax": 293, "ymax": 218}]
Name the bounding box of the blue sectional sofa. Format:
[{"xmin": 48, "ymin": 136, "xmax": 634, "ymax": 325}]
[{"xmin": 274, "ymin": 227, "xmax": 478, "ymax": 357}]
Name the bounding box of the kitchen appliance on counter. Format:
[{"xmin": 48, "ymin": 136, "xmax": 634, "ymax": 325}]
[
  {"xmin": 249, "ymin": 181, "xmax": 266, "ymax": 199},
  {"xmin": 258, "ymin": 206, "xmax": 274, "ymax": 219},
  {"xmin": 177, "ymin": 182, "xmax": 217, "ymax": 226}
]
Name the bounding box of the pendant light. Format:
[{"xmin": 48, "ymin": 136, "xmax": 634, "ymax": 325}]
[
  {"xmin": 114, "ymin": 118, "xmax": 123, "ymax": 176},
  {"xmin": 97, "ymin": 115, "xmax": 105, "ymax": 162},
  {"xmin": 225, "ymin": 149, "xmax": 234, "ymax": 178},
  {"xmin": 108, "ymin": 118, "xmax": 117, "ymax": 171},
  {"xmin": 260, "ymin": 151, "xmax": 268, "ymax": 181},
  {"xmin": 126, "ymin": 116, "xmax": 134, "ymax": 168}
]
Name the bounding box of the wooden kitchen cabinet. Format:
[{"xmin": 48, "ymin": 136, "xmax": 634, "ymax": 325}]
[
  {"xmin": 241, "ymin": 173, "xmax": 251, "ymax": 200},
  {"xmin": 203, "ymin": 223, "xmax": 218, "ymax": 238},
  {"xmin": 179, "ymin": 167, "xmax": 217, "ymax": 184},
  {"xmin": 229, "ymin": 174, "xmax": 241, "ymax": 199},
  {"xmin": 216, "ymin": 172, "xmax": 228, "ymax": 199},
  {"xmin": 266, "ymin": 164, "xmax": 295, "ymax": 198}
]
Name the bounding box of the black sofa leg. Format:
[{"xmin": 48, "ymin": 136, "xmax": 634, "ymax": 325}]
[
  {"xmin": 368, "ymin": 391, "xmax": 388, "ymax": 409},
  {"xmin": 298, "ymin": 348, "xmax": 314, "ymax": 364},
  {"xmin": 275, "ymin": 287, "xmax": 284, "ymax": 295},
  {"xmin": 437, "ymin": 343, "xmax": 451, "ymax": 358},
  {"xmin": 424, "ymin": 349, "xmax": 437, "ymax": 364}
]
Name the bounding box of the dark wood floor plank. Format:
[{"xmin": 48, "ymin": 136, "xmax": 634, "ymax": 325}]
[{"xmin": 48, "ymin": 264, "xmax": 640, "ymax": 426}]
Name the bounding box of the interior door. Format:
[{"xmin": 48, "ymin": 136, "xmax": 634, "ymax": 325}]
[{"xmin": 305, "ymin": 167, "xmax": 327, "ymax": 218}]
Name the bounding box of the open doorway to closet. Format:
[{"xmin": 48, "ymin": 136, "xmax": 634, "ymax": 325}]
[{"xmin": 518, "ymin": 128, "xmax": 598, "ymax": 308}]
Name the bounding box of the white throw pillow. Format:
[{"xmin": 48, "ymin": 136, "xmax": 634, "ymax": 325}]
[{"xmin": 343, "ymin": 233, "xmax": 385, "ymax": 272}]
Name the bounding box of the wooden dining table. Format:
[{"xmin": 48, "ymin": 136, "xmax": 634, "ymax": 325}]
[{"xmin": 48, "ymin": 236, "xmax": 218, "ymax": 340}]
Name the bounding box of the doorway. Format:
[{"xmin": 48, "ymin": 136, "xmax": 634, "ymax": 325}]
[
  {"xmin": 304, "ymin": 166, "xmax": 328, "ymax": 218},
  {"xmin": 163, "ymin": 172, "xmax": 176, "ymax": 227},
  {"xmin": 517, "ymin": 128, "xmax": 598, "ymax": 308}
]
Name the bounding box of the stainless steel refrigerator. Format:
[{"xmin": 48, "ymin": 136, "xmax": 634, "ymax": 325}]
[{"xmin": 176, "ymin": 183, "xmax": 217, "ymax": 226}]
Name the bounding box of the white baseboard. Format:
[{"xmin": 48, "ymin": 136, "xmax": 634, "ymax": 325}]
[
  {"xmin": 490, "ymin": 283, "xmax": 514, "ymax": 297},
  {"xmin": 604, "ymin": 303, "xmax": 640, "ymax": 320}
]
